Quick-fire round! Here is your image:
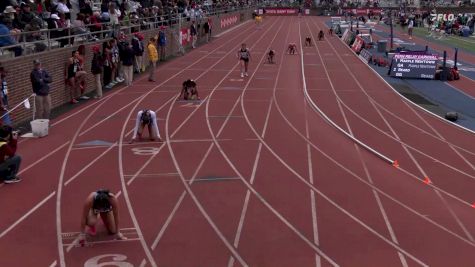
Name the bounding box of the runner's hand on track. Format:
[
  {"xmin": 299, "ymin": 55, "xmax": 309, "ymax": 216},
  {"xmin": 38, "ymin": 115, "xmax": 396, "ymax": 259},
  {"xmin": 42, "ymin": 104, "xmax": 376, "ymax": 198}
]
[
  {"xmin": 78, "ymin": 232, "xmax": 87, "ymax": 246},
  {"xmin": 115, "ymin": 232, "xmax": 127, "ymax": 240}
]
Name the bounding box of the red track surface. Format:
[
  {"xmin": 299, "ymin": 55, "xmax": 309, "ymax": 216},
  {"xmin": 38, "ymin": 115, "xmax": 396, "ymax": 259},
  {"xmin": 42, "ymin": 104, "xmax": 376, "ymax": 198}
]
[{"xmin": 2, "ymin": 16, "xmax": 475, "ymax": 267}]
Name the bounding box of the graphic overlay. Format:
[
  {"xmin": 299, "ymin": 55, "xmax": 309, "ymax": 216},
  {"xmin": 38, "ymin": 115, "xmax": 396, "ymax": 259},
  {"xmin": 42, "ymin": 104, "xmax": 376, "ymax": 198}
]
[{"xmin": 389, "ymin": 53, "xmax": 438, "ymax": 79}]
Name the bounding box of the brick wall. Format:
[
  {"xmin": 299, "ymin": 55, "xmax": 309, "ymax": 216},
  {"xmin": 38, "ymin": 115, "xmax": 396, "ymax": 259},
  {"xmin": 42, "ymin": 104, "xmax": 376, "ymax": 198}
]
[{"xmin": 1, "ymin": 9, "xmax": 253, "ymax": 126}]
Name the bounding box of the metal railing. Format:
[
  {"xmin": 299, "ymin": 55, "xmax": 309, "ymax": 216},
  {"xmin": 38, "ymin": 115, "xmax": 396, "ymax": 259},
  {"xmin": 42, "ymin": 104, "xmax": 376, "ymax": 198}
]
[{"xmin": 0, "ymin": 4, "xmax": 254, "ymax": 58}]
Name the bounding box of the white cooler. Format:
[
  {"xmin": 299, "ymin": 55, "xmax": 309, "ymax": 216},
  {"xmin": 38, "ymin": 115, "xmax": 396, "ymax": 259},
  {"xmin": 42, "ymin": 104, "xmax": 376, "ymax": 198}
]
[{"xmin": 30, "ymin": 119, "xmax": 49, "ymax": 137}]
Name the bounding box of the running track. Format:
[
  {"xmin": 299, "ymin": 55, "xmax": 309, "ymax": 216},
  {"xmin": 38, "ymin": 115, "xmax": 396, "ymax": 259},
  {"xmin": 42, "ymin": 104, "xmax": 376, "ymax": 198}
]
[{"xmin": 1, "ymin": 16, "xmax": 475, "ymax": 267}]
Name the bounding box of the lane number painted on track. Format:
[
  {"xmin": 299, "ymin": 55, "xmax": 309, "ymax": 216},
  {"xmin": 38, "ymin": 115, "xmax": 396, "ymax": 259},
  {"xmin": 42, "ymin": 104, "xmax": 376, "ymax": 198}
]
[
  {"xmin": 131, "ymin": 147, "xmax": 160, "ymax": 156},
  {"xmin": 84, "ymin": 254, "xmax": 133, "ymax": 267}
]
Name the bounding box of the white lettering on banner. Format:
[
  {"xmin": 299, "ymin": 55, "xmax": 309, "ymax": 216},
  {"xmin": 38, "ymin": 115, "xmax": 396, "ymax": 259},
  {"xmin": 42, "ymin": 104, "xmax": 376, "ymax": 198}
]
[
  {"xmin": 84, "ymin": 254, "xmax": 133, "ymax": 267},
  {"xmin": 265, "ymin": 9, "xmax": 297, "ymax": 15},
  {"xmin": 430, "ymin": 13, "xmax": 474, "ymax": 22},
  {"xmin": 220, "ymin": 16, "xmax": 238, "ymax": 29}
]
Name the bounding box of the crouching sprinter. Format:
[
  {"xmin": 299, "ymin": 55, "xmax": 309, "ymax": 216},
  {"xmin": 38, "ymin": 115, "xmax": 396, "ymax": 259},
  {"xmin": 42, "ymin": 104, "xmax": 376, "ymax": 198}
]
[{"xmin": 130, "ymin": 109, "xmax": 162, "ymax": 143}]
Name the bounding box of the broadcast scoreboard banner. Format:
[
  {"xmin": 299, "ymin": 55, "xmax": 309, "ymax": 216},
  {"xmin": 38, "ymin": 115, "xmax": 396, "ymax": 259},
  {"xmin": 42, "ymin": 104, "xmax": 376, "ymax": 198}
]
[{"xmin": 389, "ymin": 53, "xmax": 438, "ymax": 79}]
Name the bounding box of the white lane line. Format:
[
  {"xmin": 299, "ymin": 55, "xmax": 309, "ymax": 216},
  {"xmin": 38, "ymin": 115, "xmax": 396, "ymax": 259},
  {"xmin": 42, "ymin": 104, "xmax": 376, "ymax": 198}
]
[
  {"xmin": 213, "ymin": 18, "xmax": 340, "ymax": 266},
  {"xmin": 114, "ymin": 20, "xmax": 266, "ymax": 266},
  {"xmin": 230, "ymin": 99, "xmax": 273, "ymax": 266},
  {"xmin": 169, "ymin": 138, "xmax": 232, "ymax": 143},
  {"xmin": 304, "ymin": 19, "xmax": 408, "ymax": 267},
  {"xmin": 126, "ymin": 143, "xmax": 167, "ymax": 186},
  {"xmin": 56, "ymin": 94, "xmax": 117, "ymax": 267},
  {"xmin": 48, "ymin": 260, "xmax": 57, "ymax": 267},
  {"xmin": 63, "ymin": 238, "xmax": 141, "ymax": 246},
  {"xmin": 17, "ymin": 142, "xmax": 70, "ymax": 176},
  {"xmin": 151, "ymin": 191, "xmax": 187, "ymax": 250},
  {"xmin": 311, "ymin": 18, "xmax": 475, "ymax": 243},
  {"xmin": 3, "ymin": 22, "xmax": 258, "ymax": 258},
  {"xmin": 0, "ymin": 191, "xmax": 56, "ymax": 239},
  {"xmin": 78, "ymin": 97, "xmax": 143, "ymax": 136},
  {"xmin": 228, "ymin": 19, "xmax": 430, "ymax": 266},
  {"xmin": 64, "ymin": 143, "xmax": 118, "ymax": 186},
  {"xmin": 159, "ymin": 17, "xmax": 284, "ymax": 267},
  {"xmin": 304, "ymin": 104, "xmax": 322, "ymax": 267},
  {"xmin": 123, "ymin": 173, "xmax": 179, "ymax": 177}
]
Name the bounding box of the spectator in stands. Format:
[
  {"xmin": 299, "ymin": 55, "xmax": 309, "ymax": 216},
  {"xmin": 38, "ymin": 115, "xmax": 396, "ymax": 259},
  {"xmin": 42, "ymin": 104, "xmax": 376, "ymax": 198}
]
[
  {"xmin": 91, "ymin": 45, "xmax": 103, "ymax": 99},
  {"xmin": 30, "ymin": 59, "xmax": 52, "ymax": 120},
  {"xmin": 0, "ymin": 17, "xmax": 22, "ymax": 56},
  {"xmin": 130, "ymin": 109, "xmax": 162, "ymax": 142},
  {"xmin": 57, "ymin": 12, "xmax": 72, "ymax": 47},
  {"xmin": 132, "ymin": 32, "xmax": 144, "ymax": 73},
  {"xmin": 2, "ymin": 6, "xmax": 17, "ymax": 22},
  {"xmin": 108, "ymin": 2, "xmax": 121, "ymax": 37},
  {"xmin": 24, "ymin": 17, "xmax": 47, "ymax": 52},
  {"xmin": 56, "ymin": 0, "xmax": 71, "ymax": 19},
  {"xmin": 158, "ymin": 25, "xmax": 166, "ymax": 60},
  {"xmin": 190, "ymin": 20, "xmax": 197, "ymax": 48},
  {"xmin": 89, "ymin": 11, "xmax": 102, "ymax": 36},
  {"xmin": 0, "ymin": 67, "xmax": 12, "ymax": 126},
  {"xmin": 17, "ymin": 2, "xmax": 34, "ymax": 30},
  {"xmin": 47, "ymin": 13, "xmax": 64, "ymax": 45},
  {"xmin": 33, "ymin": 0, "xmax": 46, "ymax": 17},
  {"xmin": 72, "ymin": 13, "xmax": 98, "ymax": 41},
  {"xmin": 147, "ymin": 37, "xmax": 158, "ymax": 82},
  {"xmin": 79, "ymin": 0, "xmax": 93, "ymax": 16},
  {"xmin": 0, "ymin": 125, "xmax": 21, "ymax": 184},
  {"xmin": 121, "ymin": 42, "xmax": 135, "ymax": 86}
]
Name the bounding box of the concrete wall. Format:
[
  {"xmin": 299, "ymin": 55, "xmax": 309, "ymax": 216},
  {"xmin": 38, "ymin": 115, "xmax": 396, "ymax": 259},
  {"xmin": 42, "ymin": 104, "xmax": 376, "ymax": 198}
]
[{"xmin": 1, "ymin": 8, "xmax": 253, "ymax": 126}]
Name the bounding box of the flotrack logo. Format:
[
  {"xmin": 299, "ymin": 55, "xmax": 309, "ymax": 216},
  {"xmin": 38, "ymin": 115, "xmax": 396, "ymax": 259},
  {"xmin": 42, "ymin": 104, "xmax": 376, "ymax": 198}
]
[
  {"xmin": 430, "ymin": 13, "xmax": 455, "ymax": 22},
  {"xmin": 220, "ymin": 16, "xmax": 238, "ymax": 28},
  {"xmin": 430, "ymin": 13, "xmax": 465, "ymax": 22}
]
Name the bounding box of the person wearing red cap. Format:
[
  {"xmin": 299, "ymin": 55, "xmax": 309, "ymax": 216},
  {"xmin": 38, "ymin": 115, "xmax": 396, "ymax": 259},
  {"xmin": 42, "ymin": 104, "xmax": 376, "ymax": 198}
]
[{"xmin": 91, "ymin": 45, "xmax": 103, "ymax": 98}]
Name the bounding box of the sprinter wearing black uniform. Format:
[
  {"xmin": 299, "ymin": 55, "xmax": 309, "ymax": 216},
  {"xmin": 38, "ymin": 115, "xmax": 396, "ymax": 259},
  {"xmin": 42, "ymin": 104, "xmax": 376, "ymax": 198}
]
[
  {"xmin": 79, "ymin": 190, "xmax": 126, "ymax": 244},
  {"xmin": 237, "ymin": 43, "xmax": 251, "ymax": 78}
]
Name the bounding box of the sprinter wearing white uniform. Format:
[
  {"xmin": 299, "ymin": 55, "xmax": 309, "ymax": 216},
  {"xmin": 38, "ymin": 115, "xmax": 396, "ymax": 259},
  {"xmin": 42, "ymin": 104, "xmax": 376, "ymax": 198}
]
[{"xmin": 130, "ymin": 109, "xmax": 162, "ymax": 143}]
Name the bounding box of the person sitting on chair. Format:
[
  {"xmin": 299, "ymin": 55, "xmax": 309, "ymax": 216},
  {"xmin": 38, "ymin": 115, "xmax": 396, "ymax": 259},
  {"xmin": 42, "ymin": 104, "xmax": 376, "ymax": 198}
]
[
  {"xmin": 287, "ymin": 43, "xmax": 297, "ymax": 54},
  {"xmin": 305, "ymin": 36, "xmax": 312, "ymax": 46},
  {"xmin": 179, "ymin": 79, "xmax": 200, "ymax": 100},
  {"xmin": 267, "ymin": 49, "xmax": 275, "ymax": 64},
  {"xmin": 79, "ymin": 189, "xmax": 126, "ymax": 245},
  {"xmin": 318, "ymin": 30, "xmax": 325, "ymax": 41},
  {"xmin": 130, "ymin": 109, "xmax": 162, "ymax": 143}
]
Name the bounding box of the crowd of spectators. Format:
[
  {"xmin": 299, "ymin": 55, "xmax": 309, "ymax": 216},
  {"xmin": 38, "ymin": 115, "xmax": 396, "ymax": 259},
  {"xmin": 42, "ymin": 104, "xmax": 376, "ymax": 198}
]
[{"xmin": 0, "ymin": 0, "xmax": 255, "ymax": 57}]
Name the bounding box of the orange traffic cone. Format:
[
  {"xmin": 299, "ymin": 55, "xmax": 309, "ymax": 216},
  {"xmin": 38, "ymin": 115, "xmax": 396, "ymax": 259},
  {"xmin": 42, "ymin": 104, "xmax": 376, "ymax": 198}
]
[
  {"xmin": 392, "ymin": 160, "xmax": 399, "ymax": 168},
  {"xmin": 423, "ymin": 176, "xmax": 432, "ymax": 185}
]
